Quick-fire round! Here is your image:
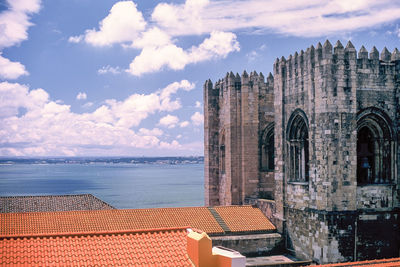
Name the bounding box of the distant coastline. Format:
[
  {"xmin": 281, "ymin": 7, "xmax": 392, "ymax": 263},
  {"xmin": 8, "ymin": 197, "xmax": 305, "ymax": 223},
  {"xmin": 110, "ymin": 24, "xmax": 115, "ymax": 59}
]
[{"xmin": 0, "ymin": 156, "xmax": 204, "ymax": 165}]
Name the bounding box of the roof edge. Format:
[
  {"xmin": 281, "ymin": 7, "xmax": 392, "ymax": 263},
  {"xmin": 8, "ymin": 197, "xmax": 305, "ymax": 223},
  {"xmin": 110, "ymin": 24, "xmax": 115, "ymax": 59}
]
[{"xmin": 0, "ymin": 226, "xmax": 193, "ymax": 240}]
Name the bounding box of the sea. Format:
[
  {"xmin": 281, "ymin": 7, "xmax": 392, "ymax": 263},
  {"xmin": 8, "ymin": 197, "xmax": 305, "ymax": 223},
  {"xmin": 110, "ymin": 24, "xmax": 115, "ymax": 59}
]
[{"xmin": 0, "ymin": 160, "xmax": 204, "ymax": 209}]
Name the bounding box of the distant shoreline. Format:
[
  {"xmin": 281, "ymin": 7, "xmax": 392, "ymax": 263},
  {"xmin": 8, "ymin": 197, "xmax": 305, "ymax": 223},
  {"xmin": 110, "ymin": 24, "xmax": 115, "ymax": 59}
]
[{"xmin": 0, "ymin": 156, "xmax": 204, "ymax": 165}]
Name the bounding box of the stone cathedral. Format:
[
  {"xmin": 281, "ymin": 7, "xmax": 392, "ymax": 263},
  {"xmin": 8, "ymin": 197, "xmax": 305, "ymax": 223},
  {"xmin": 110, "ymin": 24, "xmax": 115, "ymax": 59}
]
[{"xmin": 204, "ymin": 40, "xmax": 400, "ymax": 263}]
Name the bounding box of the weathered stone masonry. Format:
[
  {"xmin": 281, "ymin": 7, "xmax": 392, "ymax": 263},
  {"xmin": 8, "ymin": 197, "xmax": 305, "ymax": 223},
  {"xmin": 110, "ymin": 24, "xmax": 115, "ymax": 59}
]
[{"xmin": 204, "ymin": 40, "xmax": 400, "ymax": 264}]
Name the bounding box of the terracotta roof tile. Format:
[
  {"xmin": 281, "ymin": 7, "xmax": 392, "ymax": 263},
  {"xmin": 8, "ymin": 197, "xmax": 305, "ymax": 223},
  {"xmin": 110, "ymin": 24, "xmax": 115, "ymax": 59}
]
[
  {"xmin": 0, "ymin": 194, "xmax": 114, "ymax": 213},
  {"xmin": 0, "ymin": 227, "xmax": 194, "ymax": 266},
  {"xmin": 213, "ymin": 205, "xmax": 276, "ymax": 232},
  {"xmin": 1, "ymin": 207, "xmax": 224, "ymax": 236},
  {"xmin": 311, "ymin": 258, "xmax": 400, "ymax": 267}
]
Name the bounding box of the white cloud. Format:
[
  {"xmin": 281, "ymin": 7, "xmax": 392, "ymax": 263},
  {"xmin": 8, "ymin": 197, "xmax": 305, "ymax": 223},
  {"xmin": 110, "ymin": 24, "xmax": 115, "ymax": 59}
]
[
  {"xmin": 0, "ymin": 0, "xmax": 41, "ymax": 80},
  {"xmin": 191, "ymin": 111, "xmax": 203, "ymax": 126},
  {"xmin": 98, "ymin": 65, "xmax": 122, "ymax": 75},
  {"xmin": 180, "ymin": 121, "xmax": 189, "ymax": 128},
  {"xmin": 152, "ymin": 0, "xmax": 400, "ymax": 37},
  {"xmin": 0, "ymin": 0, "xmax": 41, "ymax": 49},
  {"xmin": 159, "ymin": 140, "xmax": 181, "ymax": 149},
  {"xmin": 0, "ymin": 53, "xmax": 29, "ymax": 79},
  {"xmin": 82, "ymin": 1, "xmax": 146, "ymax": 47},
  {"xmin": 246, "ymin": 50, "xmax": 258, "ymax": 62},
  {"xmin": 0, "ymin": 80, "xmax": 198, "ymax": 156},
  {"xmin": 158, "ymin": 79, "xmax": 195, "ymax": 111},
  {"xmin": 68, "ymin": 35, "xmax": 83, "ymax": 43},
  {"xmin": 127, "ymin": 31, "xmax": 239, "ymax": 76},
  {"xmin": 72, "ymin": 0, "xmax": 400, "ymax": 76},
  {"xmin": 131, "ymin": 27, "xmax": 172, "ymax": 49},
  {"xmin": 158, "ymin": 114, "xmax": 179, "ymax": 128},
  {"xmin": 138, "ymin": 128, "xmax": 163, "ymax": 136},
  {"xmin": 176, "ymin": 134, "xmax": 182, "ymax": 139},
  {"xmin": 82, "ymin": 102, "xmax": 94, "ymax": 108},
  {"xmin": 152, "ymin": 0, "xmax": 209, "ymax": 36},
  {"xmin": 195, "ymin": 101, "xmax": 201, "ymax": 108},
  {"xmin": 76, "ymin": 92, "xmax": 87, "ymax": 100}
]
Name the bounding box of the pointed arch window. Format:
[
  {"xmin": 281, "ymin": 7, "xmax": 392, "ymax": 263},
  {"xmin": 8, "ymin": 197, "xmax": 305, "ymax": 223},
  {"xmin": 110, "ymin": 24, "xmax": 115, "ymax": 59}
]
[
  {"xmin": 287, "ymin": 110, "xmax": 309, "ymax": 182},
  {"xmin": 220, "ymin": 134, "xmax": 226, "ymax": 175},
  {"xmin": 357, "ymin": 109, "xmax": 394, "ymax": 184},
  {"xmin": 261, "ymin": 123, "xmax": 274, "ymax": 171}
]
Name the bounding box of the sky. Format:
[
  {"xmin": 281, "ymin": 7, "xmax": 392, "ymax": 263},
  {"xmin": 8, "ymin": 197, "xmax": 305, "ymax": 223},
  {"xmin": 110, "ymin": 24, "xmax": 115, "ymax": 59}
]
[{"xmin": 0, "ymin": 0, "xmax": 400, "ymax": 157}]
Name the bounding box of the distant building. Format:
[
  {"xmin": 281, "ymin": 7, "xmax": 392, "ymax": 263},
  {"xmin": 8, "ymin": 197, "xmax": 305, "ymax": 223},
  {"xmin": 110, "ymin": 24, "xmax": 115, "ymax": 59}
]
[{"xmin": 204, "ymin": 40, "xmax": 400, "ymax": 263}]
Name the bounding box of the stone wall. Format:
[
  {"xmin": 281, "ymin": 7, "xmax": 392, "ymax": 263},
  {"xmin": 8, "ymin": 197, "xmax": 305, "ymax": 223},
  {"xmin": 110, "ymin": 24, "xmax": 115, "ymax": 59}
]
[{"xmin": 211, "ymin": 233, "xmax": 282, "ymax": 256}]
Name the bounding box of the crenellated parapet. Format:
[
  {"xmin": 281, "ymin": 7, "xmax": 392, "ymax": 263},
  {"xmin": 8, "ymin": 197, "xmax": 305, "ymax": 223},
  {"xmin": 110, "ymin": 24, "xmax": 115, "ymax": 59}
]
[
  {"xmin": 274, "ymin": 40, "xmax": 400, "ymax": 69},
  {"xmin": 274, "ymin": 40, "xmax": 400, "ymax": 95}
]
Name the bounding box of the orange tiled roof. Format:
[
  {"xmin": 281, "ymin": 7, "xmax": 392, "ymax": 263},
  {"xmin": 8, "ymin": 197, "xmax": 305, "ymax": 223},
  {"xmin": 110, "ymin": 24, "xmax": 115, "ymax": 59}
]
[
  {"xmin": 0, "ymin": 207, "xmax": 224, "ymax": 237},
  {"xmin": 311, "ymin": 258, "xmax": 400, "ymax": 267},
  {"xmin": 0, "ymin": 227, "xmax": 194, "ymax": 266},
  {"xmin": 213, "ymin": 205, "xmax": 276, "ymax": 232}
]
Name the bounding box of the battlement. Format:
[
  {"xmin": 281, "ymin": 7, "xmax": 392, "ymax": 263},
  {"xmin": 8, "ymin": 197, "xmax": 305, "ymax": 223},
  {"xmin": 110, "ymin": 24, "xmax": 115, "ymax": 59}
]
[
  {"xmin": 272, "ymin": 40, "xmax": 400, "ymax": 102},
  {"xmin": 209, "ymin": 71, "xmax": 269, "ymax": 90},
  {"xmin": 274, "ymin": 40, "xmax": 400, "ymax": 73},
  {"xmin": 274, "ymin": 40, "xmax": 400, "ymax": 70}
]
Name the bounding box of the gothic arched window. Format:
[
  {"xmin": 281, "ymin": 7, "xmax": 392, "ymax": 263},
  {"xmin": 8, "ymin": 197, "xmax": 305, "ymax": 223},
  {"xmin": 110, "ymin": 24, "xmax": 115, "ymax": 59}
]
[
  {"xmin": 261, "ymin": 123, "xmax": 274, "ymax": 171},
  {"xmin": 357, "ymin": 109, "xmax": 393, "ymax": 184},
  {"xmin": 220, "ymin": 134, "xmax": 226, "ymax": 174},
  {"xmin": 287, "ymin": 110, "xmax": 309, "ymax": 182}
]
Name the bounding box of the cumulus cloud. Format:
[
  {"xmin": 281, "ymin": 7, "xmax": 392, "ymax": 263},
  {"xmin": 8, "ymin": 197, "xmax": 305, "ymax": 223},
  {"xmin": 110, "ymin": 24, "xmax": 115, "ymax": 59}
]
[
  {"xmin": 158, "ymin": 114, "xmax": 179, "ymax": 128},
  {"xmin": 127, "ymin": 31, "xmax": 239, "ymax": 76},
  {"xmin": 0, "ymin": 0, "xmax": 41, "ymax": 80},
  {"xmin": 76, "ymin": 92, "xmax": 87, "ymax": 100},
  {"xmin": 0, "ymin": 53, "xmax": 29, "ymax": 79},
  {"xmin": 82, "ymin": 1, "xmax": 146, "ymax": 46},
  {"xmin": 71, "ymin": 0, "xmax": 400, "ymax": 76},
  {"xmin": 191, "ymin": 112, "xmax": 204, "ymax": 126},
  {"xmin": 72, "ymin": 1, "xmax": 240, "ymax": 76},
  {"xmin": 195, "ymin": 101, "xmax": 201, "ymax": 108},
  {"xmin": 0, "ymin": 80, "xmax": 196, "ymax": 156},
  {"xmin": 152, "ymin": 0, "xmax": 209, "ymax": 36},
  {"xmin": 138, "ymin": 128, "xmax": 163, "ymax": 136},
  {"xmin": 180, "ymin": 121, "xmax": 189, "ymax": 128}
]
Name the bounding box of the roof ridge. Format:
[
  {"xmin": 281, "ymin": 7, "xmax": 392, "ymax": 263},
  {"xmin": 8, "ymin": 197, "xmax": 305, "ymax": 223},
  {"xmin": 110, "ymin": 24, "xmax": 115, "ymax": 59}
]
[
  {"xmin": 0, "ymin": 226, "xmax": 192, "ymax": 240},
  {"xmin": 214, "ymin": 205, "xmax": 253, "ymax": 208},
  {"xmin": 3, "ymin": 205, "xmax": 209, "ymax": 215}
]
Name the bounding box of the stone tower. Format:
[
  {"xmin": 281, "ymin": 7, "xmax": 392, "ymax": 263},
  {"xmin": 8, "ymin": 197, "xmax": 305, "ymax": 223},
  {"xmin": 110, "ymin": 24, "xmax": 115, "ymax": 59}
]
[
  {"xmin": 204, "ymin": 71, "xmax": 274, "ymax": 206},
  {"xmin": 274, "ymin": 40, "xmax": 399, "ymax": 262},
  {"xmin": 204, "ymin": 40, "xmax": 400, "ymax": 263}
]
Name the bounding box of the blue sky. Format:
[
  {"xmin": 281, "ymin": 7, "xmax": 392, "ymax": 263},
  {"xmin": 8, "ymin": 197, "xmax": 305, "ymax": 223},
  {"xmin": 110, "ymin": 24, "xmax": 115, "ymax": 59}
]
[{"xmin": 1, "ymin": 0, "xmax": 400, "ymax": 157}]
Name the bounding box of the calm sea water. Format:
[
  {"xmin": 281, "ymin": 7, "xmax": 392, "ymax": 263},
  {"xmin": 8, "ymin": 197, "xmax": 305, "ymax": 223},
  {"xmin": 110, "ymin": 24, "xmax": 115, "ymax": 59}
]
[{"xmin": 0, "ymin": 163, "xmax": 204, "ymax": 209}]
